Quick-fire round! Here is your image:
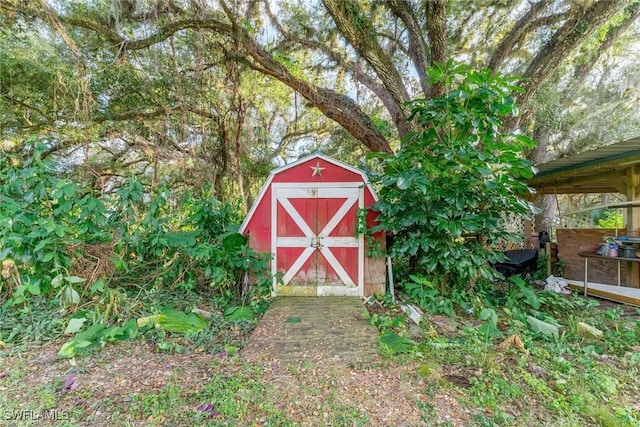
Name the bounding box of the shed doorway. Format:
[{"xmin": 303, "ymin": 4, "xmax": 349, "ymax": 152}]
[{"xmin": 273, "ymin": 183, "xmax": 363, "ymax": 296}]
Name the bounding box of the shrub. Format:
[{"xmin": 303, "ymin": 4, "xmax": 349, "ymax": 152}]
[
  {"xmin": 370, "ymin": 61, "xmax": 536, "ymax": 294},
  {"xmin": 0, "ymin": 140, "xmax": 271, "ymax": 310}
]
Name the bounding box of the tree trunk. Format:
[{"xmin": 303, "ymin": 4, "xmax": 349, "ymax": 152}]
[
  {"xmin": 426, "ymin": 0, "xmax": 448, "ymax": 96},
  {"xmin": 534, "ymin": 195, "xmax": 557, "ymax": 235},
  {"xmin": 234, "ymin": 104, "xmax": 247, "ymax": 214},
  {"xmin": 530, "ymin": 127, "xmax": 556, "ymax": 234}
]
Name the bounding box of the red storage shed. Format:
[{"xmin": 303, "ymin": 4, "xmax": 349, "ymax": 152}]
[{"xmin": 240, "ymin": 153, "xmax": 386, "ymax": 297}]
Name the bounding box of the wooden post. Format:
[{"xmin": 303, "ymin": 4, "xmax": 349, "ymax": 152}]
[
  {"xmin": 626, "ymin": 164, "xmax": 640, "ymax": 288},
  {"xmin": 524, "ymin": 219, "xmax": 533, "ymax": 249}
]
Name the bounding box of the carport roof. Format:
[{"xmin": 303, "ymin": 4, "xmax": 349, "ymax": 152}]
[{"xmin": 527, "ymin": 137, "xmax": 640, "ymax": 195}]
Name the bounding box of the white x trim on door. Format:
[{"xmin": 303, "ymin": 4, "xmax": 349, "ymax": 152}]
[{"xmin": 272, "ymin": 184, "xmax": 363, "ymax": 290}]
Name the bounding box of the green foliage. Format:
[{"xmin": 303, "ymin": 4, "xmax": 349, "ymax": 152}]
[
  {"xmin": 223, "ymin": 306, "xmax": 255, "ymax": 322},
  {"xmin": 379, "ymin": 331, "xmax": 416, "ymax": 355},
  {"xmin": 385, "ymin": 278, "xmax": 640, "ymax": 426},
  {"xmin": 0, "ymin": 140, "xmax": 109, "ymax": 305},
  {"xmin": 0, "ymin": 141, "xmax": 273, "ymax": 353},
  {"xmin": 477, "ymin": 308, "xmax": 501, "ymax": 339},
  {"xmin": 596, "ymin": 210, "xmax": 624, "ymax": 229},
  {"xmin": 506, "ymin": 276, "xmax": 540, "ymax": 310},
  {"xmin": 0, "ymin": 30, "xmax": 78, "ymax": 143},
  {"xmin": 138, "ymin": 308, "xmax": 208, "ymax": 334},
  {"xmin": 370, "ymin": 61, "xmax": 536, "ymax": 296},
  {"xmin": 58, "ymin": 319, "xmax": 138, "ymax": 359},
  {"xmin": 531, "ymin": 253, "xmax": 550, "ymax": 281},
  {"xmin": 370, "ymin": 313, "xmax": 407, "ymax": 332},
  {"xmin": 526, "ymin": 315, "xmax": 560, "ymax": 340},
  {"xmin": 0, "ymin": 297, "xmax": 66, "ymax": 346},
  {"xmin": 401, "ymin": 274, "xmax": 455, "ymax": 316},
  {"xmin": 109, "ymin": 178, "xmax": 272, "ymax": 305}
]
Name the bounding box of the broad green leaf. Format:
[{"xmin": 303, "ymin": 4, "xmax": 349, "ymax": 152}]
[
  {"xmin": 57, "ymin": 341, "xmax": 77, "ymax": 359},
  {"xmin": 76, "ymin": 323, "xmax": 106, "ymax": 341},
  {"xmin": 224, "ymin": 306, "xmax": 254, "ymax": 322},
  {"xmin": 90, "ymin": 279, "xmax": 105, "ymax": 294},
  {"xmin": 379, "ymin": 331, "xmax": 415, "ymax": 354},
  {"xmin": 479, "ymin": 308, "xmax": 498, "ymax": 324},
  {"xmin": 155, "ymin": 308, "xmax": 207, "ymax": 333},
  {"xmin": 64, "ymin": 318, "xmax": 87, "ymax": 334},
  {"xmin": 397, "ymin": 177, "xmax": 411, "ymax": 190},
  {"xmin": 55, "ymin": 225, "xmax": 66, "ymax": 237},
  {"xmin": 62, "ymin": 285, "xmax": 80, "ymax": 305},
  {"xmin": 51, "ymin": 274, "xmax": 63, "ymax": 288},
  {"xmin": 65, "ymin": 275, "xmax": 87, "ymax": 284},
  {"xmin": 186, "ymin": 312, "xmax": 208, "ymax": 329},
  {"xmin": 101, "ymin": 325, "xmax": 126, "ymax": 342},
  {"xmin": 58, "ymin": 323, "xmax": 107, "ymax": 359},
  {"xmin": 484, "ymin": 180, "xmax": 497, "ymax": 190},
  {"xmin": 527, "ymin": 315, "xmax": 559, "ymax": 340},
  {"xmin": 73, "ymin": 339, "xmax": 93, "ymax": 349},
  {"xmin": 63, "ymin": 183, "xmax": 75, "ymax": 197},
  {"xmin": 478, "ymin": 321, "xmax": 501, "ymax": 338},
  {"xmin": 520, "ymin": 285, "xmax": 540, "ymax": 309},
  {"xmin": 160, "ymin": 231, "xmax": 200, "ymax": 248},
  {"xmin": 33, "ymin": 238, "xmax": 52, "ymax": 252},
  {"xmin": 120, "ymin": 318, "xmax": 138, "ymax": 339}
]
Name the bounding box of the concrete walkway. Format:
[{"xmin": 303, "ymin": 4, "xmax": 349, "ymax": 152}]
[{"xmin": 241, "ymin": 297, "xmax": 381, "ymax": 365}]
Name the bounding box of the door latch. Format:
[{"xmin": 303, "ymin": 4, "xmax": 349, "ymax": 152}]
[{"xmin": 310, "ymin": 237, "xmax": 323, "ymax": 249}]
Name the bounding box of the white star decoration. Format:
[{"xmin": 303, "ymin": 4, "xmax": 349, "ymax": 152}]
[{"xmin": 310, "ymin": 162, "xmax": 326, "ymax": 177}]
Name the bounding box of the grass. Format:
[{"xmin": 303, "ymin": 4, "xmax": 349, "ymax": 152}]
[
  {"xmin": 123, "ymin": 374, "xmax": 291, "ymax": 426},
  {"xmin": 0, "ymin": 350, "xmax": 389, "ymax": 426},
  {"xmin": 391, "ymin": 289, "xmax": 640, "ymax": 426},
  {"xmin": 1, "ymin": 283, "xmax": 640, "ymax": 425}
]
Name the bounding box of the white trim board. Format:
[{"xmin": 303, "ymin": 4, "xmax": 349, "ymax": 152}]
[{"xmin": 566, "ymin": 279, "xmax": 640, "ymax": 306}]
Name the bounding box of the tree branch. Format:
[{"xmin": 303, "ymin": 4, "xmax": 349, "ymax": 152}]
[
  {"xmin": 60, "ymin": 16, "xmax": 232, "ymax": 52},
  {"xmin": 322, "ymin": 0, "xmax": 410, "ymax": 118},
  {"xmin": 236, "ymin": 46, "xmax": 392, "ymax": 153},
  {"xmin": 53, "ymin": 1, "xmax": 392, "ymax": 153},
  {"xmin": 516, "ymin": 0, "xmax": 628, "ymax": 114},
  {"xmin": 387, "ymin": 0, "xmax": 431, "ymax": 96},
  {"xmin": 292, "ymin": 34, "xmax": 412, "ymax": 139},
  {"xmin": 488, "ymin": 0, "xmax": 552, "ymax": 72},
  {"xmin": 574, "ymin": 2, "xmax": 640, "ymax": 82}
]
